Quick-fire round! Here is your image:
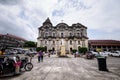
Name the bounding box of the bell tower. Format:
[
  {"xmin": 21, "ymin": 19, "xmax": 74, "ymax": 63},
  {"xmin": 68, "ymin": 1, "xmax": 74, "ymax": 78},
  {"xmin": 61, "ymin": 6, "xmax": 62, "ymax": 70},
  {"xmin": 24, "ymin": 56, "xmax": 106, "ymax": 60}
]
[{"xmin": 43, "ymin": 17, "xmax": 52, "ymax": 27}]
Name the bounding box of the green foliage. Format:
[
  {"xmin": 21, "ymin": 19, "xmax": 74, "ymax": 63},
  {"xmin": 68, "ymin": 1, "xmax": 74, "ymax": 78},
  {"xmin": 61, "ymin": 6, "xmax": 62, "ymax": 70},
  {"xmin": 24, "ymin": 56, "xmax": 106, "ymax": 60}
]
[
  {"xmin": 68, "ymin": 36, "xmax": 74, "ymax": 39},
  {"xmin": 36, "ymin": 47, "xmax": 42, "ymax": 52},
  {"xmin": 24, "ymin": 41, "xmax": 36, "ymax": 47},
  {"xmin": 72, "ymin": 49, "xmax": 77, "ymax": 53},
  {"xmin": 36, "ymin": 46, "xmax": 47, "ymax": 52},
  {"xmin": 78, "ymin": 47, "xmax": 88, "ymax": 54}
]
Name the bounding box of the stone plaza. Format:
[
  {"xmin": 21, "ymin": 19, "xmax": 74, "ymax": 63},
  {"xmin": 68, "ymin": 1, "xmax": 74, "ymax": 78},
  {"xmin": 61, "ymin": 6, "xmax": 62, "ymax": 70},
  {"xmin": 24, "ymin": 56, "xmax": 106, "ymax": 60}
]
[{"xmin": 1, "ymin": 55, "xmax": 120, "ymax": 80}]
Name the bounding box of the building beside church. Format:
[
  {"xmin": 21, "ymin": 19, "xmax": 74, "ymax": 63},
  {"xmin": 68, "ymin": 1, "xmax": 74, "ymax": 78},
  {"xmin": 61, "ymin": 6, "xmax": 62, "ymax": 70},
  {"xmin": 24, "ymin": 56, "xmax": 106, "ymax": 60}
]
[
  {"xmin": 37, "ymin": 18, "xmax": 88, "ymax": 53},
  {"xmin": 0, "ymin": 33, "xmax": 27, "ymax": 48},
  {"xmin": 89, "ymin": 40, "xmax": 120, "ymax": 51}
]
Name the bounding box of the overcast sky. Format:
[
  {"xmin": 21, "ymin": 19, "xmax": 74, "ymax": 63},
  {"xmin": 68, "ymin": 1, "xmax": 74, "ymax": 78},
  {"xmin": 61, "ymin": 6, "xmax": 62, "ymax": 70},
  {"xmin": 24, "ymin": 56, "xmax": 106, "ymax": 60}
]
[{"xmin": 0, "ymin": 0, "xmax": 120, "ymax": 41}]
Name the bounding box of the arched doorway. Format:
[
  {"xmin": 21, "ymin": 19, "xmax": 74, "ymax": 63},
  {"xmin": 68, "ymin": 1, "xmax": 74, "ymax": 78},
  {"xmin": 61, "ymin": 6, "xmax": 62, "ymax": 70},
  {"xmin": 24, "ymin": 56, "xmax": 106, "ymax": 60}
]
[
  {"xmin": 52, "ymin": 47, "xmax": 55, "ymax": 54},
  {"xmin": 70, "ymin": 47, "xmax": 73, "ymax": 54},
  {"xmin": 78, "ymin": 46, "xmax": 81, "ymax": 50},
  {"xmin": 44, "ymin": 46, "xmax": 47, "ymax": 52},
  {"xmin": 52, "ymin": 47, "xmax": 55, "ymax": 51}
]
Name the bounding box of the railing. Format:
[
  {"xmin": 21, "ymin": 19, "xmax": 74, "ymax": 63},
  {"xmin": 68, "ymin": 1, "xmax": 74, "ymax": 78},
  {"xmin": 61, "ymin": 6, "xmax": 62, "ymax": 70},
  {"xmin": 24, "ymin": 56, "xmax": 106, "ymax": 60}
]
[{"xmin": 43, "ymin": 36, "xmax": 83, "ymax": 39}]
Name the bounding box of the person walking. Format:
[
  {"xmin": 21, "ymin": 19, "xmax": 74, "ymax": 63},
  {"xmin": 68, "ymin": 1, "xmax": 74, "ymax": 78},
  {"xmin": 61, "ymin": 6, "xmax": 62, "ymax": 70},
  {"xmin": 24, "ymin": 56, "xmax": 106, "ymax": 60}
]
[
  {"xmin": 38, "ymin": 50, "xmax": 43, "ymax": 62},
  {"xmin": 48, "ymin": 51, "xmax": 51, "ymax": 57}
]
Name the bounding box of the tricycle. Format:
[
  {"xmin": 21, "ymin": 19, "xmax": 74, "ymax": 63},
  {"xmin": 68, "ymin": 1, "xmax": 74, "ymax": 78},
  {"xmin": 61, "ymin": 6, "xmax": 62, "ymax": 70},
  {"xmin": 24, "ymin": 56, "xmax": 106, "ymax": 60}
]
[{"xmin": 0, "ymin": 55, "xmax": 33, "ymax": 77}]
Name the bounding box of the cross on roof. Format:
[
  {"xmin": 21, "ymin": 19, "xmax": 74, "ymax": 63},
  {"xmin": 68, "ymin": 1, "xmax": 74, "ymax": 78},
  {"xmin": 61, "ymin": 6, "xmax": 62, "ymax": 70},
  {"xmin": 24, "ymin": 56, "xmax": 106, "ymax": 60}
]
[{"xmin": 61, "ymin": 20, "xmax": 63, "ymax": 23}]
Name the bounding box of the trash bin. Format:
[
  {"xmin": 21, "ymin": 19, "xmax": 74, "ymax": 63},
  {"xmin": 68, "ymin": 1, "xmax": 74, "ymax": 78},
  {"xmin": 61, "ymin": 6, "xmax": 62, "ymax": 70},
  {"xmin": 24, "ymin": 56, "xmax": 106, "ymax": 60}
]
[{"xmin": 97, "ymin": 57, "xmax": 108, "ymax": 71}]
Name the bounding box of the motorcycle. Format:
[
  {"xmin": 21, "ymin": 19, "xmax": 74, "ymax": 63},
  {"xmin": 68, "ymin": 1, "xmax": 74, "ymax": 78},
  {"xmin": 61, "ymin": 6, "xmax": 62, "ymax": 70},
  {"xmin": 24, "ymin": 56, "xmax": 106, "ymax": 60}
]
[{"xmin": 20, "ymin": 55, "xmax": 33, "ymax": 71}]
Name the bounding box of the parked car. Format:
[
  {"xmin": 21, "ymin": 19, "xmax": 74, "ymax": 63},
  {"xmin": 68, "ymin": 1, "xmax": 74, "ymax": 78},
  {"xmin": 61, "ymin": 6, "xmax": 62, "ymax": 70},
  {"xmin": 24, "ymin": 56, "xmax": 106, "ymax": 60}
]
[
  {"xmin": 85, "ymin": 52, "xmax": 95, "ymax": 59},
  {"xmin": 90, "ymin": 51, "xmax": 98, "ymax": 57},
  {"xmin": 109, "ymin": 51, "xmax": 120, "ymax": 57},
  {"xmin": 24, "ymin": 50, "xmax": 37, "ymax": 57},
  {"xmin": 100, "ymin": 52, "xmax": 109, "ymax": 57}
]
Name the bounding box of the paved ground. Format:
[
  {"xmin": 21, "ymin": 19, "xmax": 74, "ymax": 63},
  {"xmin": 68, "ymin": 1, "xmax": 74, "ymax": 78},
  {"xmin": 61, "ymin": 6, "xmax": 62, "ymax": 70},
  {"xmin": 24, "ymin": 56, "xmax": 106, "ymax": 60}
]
[{"xmin": 1, "ymin": 55, "xmax": 120, "ymax": 80}]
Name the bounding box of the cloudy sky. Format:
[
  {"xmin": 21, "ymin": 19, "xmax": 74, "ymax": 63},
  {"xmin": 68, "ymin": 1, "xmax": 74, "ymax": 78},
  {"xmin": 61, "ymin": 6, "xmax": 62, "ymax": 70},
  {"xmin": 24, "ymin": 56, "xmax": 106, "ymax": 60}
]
[{"xmin": 0, "ymin": 0, "xmax": 120, "ymax": 41}]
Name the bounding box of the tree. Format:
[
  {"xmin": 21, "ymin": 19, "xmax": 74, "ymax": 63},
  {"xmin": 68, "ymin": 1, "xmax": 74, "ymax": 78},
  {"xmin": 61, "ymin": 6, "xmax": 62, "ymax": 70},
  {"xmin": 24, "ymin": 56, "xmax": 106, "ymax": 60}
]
[
  {"xmin": 78, "ymin": 47, "xmax": 88, "ymax": 54},
  {"xmin": 72, "ymin": 49, "xmax": 77, "ymax": 53},
  {"xmin": 36, "ymin": 46, "xmax": 47, "ymax": 52},
  {"xmin": 24, "ymin": 41, "xmax": 36, "ymax": 47}
]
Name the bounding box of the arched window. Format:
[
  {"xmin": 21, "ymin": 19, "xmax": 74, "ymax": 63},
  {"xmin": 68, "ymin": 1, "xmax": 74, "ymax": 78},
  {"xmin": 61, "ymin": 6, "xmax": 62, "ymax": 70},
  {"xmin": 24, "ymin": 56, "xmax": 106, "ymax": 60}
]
[
  {"xmin": 53, "ymin": 33, "xmax": 55, "ymax": 37},
  {"xmin": 45, "ymin": 33, "xmax": 48, "ymax": 37},
  {"xmin": 70, "ymin": 47, "xmax": 72, "ymax": 52},
  {"xmin": 70, "ymin": 33, "xmax": 72, "ymax": 37},
  {"xmin": 77, "ymin": 33, "xmax": 79, "ymax": 37},
  {"xmin": 78, "ymin": 46, "xmax": 81, "ymax": 50},
  {"xmin": 53, "ymin": 41, "xmax": 55, "ymax": 45},
  {"xmin": 61, "ymin": 33, "xmax": 64, "ymax": 38},
  {"xmin": 78, "ymin": 41, "xmax": 80, "ymax": 44},
  {"xmin": 39, "ymin": 30, "xmax": 41, "ymax": 36},
  {"xmin": 70, "ymin": 40, "xmax": 72, "ymax": 45},
  {"xmin": 45, "ymin": 41, "xmax": 47, "ymax": 44},
  {"xmin": 52, "ymin": 47, "xmax": 55, "ymax": 51}
]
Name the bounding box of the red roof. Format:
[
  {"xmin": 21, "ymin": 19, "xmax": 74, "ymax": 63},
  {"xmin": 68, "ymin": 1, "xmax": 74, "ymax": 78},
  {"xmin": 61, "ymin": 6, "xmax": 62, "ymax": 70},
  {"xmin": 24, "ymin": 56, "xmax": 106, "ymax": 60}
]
[
  {"xmin": 0, "ymin": 33, "xmax": 27, "ymax": 41},
  {"xmin": 6, "ymin": 34, "xmax": 27, "ymax": 41},
  {"xmin": 89, "ymin": 40, "xmax": 120, "ymax": 46},
  {"xmin": 0, "ymin": 34, "xmax": 3, "ymax": 36}
]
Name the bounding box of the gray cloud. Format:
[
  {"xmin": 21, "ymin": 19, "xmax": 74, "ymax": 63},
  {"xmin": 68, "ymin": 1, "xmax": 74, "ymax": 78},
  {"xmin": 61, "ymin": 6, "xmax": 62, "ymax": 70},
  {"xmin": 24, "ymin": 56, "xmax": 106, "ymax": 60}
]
[
  {"xmin": 0, "ymin": 14, "xmax": 30, "ymax": 40},
  {"xmin": 0, "ymin": 0, "xmax": 22, "ymax": 5},
  {"xmin": 52, "ymin": 9, "xmax": 65, "ymax": 16},
  {"xmin": 67, "ymin": 0, "xmax": 91, "ymax": 10},
  {"xmin": 0, "ymin": 0, "xmax": 120, "ymax": 41}
]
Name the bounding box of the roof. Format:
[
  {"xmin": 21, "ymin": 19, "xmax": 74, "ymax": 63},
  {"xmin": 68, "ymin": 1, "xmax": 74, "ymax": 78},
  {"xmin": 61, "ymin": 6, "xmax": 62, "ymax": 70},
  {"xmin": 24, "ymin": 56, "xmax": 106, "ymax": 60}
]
[
  {"xmin": 56, "ymin": 22, "xmax": 68, "ymax": 27},
  {"xmin": 43, "ymin": 17, "xmax": 52, "ymax": 25},
  {"xmin": 7, "ymin": 34, "xmax": 27, "ymax": 41},
  {"xmin": 72, "ymin": 23, "xmax": 87, "ymax": 29},
  {"xmin": 44, "ymin": 17, "xmax": 51, "ymax": 23},
  {"xmin": 89, "ymin": 40, "xmax": 120, "ymax": 46},
  {"xmin": 1, "ymin": 33, "xmax": 27, "ymax": 41},
  {"xmin": 0, "ymin": 34, "xmax": 3, "ymax": 36}
]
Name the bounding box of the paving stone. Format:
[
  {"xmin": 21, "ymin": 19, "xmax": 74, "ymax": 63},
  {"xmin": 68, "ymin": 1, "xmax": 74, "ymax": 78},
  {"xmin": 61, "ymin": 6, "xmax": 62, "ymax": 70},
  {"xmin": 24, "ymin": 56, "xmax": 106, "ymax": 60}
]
[{"xmin": 1, "ymin": 55, "xmax": 120, "ymax": 80}]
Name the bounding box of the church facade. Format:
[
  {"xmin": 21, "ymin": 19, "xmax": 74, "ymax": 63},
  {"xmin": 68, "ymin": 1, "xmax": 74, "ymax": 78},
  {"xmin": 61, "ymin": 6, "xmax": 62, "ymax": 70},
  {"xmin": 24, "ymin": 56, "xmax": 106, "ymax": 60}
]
[{"xmin": 37, "ymin": 18, "xmax": 88, "ymax": 53}]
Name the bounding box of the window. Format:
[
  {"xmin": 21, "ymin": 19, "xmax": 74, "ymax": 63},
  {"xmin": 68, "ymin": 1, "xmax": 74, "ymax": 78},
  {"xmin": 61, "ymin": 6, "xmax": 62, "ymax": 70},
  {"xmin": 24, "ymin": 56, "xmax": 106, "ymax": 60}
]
[
  {"xmin": 77, "ymin": 33, "xmax": 79, "ymax": 37},
  {"xmin": 70, "ymin": 33, "xmax": 72, "ymax": 37},
  {"xmin": 53, "ymin": 41, "xmax": 55, "ymax": 45},
  {"xmin": 53, "ymin": 33, "xmax": 55, "ymax": 37},
  {"xmin": 61, "ymin": 33, "xmax": 63, "ymax": 37},
  {"xmin": 78, "ymin": 41, "xmax": 80, "ymax": 44},
  {"xmin": 41, "ymin": 40, "xmax": 42, "ymax": 44},
  {"xmin": 45, "ymin": 41, "xmax": 47, "ymax": 44},
  {"xmin": 39, "ymin": 30, "xmax": 41, "ymax": 36},
  {"xmin": 82, "ymin": 41, "xmax": 85, "ymax": 47},
  {"xmin": 70, "ymin": 40, "xmax": 72, "ymax": 45},
  {"xmin": 45, "ymin": 33, "xmax": 48, "ymax": 37}
]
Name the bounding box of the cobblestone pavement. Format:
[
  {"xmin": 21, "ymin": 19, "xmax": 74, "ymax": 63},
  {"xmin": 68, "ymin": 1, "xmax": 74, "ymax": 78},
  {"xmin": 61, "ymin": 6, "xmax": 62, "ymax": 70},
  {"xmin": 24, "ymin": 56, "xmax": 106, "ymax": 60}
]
[{"xmin": 1, "ymin": 55, "xmax": 120, "ymax": 80}]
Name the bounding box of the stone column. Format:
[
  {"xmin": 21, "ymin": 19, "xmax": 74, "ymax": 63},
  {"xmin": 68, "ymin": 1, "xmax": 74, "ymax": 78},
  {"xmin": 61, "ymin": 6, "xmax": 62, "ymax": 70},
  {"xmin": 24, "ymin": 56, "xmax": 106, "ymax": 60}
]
[{"xmin": 65, "ymin": 39, "xmax": 68, "ymax": 54}]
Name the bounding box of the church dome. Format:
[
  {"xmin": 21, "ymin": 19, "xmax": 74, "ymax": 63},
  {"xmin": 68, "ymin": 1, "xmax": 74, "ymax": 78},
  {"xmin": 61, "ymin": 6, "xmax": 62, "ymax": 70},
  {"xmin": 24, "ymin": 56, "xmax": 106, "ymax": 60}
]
[{"xmin": 56, "ymin": 23, "xmax": 68, "ymax": 28}]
